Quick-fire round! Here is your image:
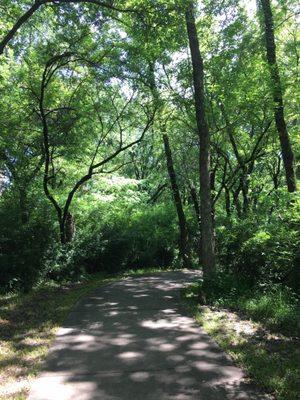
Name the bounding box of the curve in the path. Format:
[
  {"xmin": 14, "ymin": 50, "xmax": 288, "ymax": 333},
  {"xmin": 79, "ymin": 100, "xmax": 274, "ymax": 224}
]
[{"xmin": 29, "ymin": 270, "xmax": 270, "ymax": 400}]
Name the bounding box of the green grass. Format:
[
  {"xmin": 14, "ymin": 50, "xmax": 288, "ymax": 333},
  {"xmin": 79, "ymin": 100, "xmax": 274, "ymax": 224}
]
[
  {"xmin": 182, "ymin": 283, "xmax": 300, "ymax": 400},
  {"xmin": 196, "ymin": 276, "xmax": 300, "ymax": 336},
  {"xmin": 0, "ymin": 268, "xmax": 167, "ymax": 400},
  {"xmin": 237, "ymin": 290, "xmax": 299, "ymax": 334}
]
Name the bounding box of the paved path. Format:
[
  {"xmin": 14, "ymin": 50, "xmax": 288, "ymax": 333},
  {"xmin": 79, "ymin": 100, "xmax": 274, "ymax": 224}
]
[{"xmin": 29, "ymin": 271, "xmax": 269, "ymax": 400}]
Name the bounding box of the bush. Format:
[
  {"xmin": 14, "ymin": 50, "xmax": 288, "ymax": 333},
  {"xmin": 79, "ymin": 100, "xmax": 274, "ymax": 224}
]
[
  {"xmin": 45, "ymin": 203, "xmax": 178, "ymax": 280},
  {"xmin": 217, "ymin": 201, "xmax": 300, "ymax": 291},
  {"xmin": 0, "ymin": 196, "xmax": 55, "ymax": 292},
  {"xmin": 44, "ymin": 244, "xmax": 86, "ymax": 283}
]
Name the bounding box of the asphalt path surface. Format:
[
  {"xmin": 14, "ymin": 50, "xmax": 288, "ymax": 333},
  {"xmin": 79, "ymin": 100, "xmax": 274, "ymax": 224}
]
[{"xmin": 29, "ymin": 270, "xmax": 270, "ymax": 400}]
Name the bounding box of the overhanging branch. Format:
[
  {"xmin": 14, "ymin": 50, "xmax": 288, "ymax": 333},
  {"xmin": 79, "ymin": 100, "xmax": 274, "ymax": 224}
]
[{"xmin": 0, "ymin": 0, "xmax": 137, "ymax": 56}]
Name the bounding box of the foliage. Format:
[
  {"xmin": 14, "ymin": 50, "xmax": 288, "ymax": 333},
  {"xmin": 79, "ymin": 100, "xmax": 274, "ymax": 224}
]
[
  {"xmin": 0, "ymin": 0, "xmax": 298, "ymax": 298},
  {"xmin": 217, "ymin": 193, "xmax": 300, "ymax": 291},
  {"xmin": 0, "ymin": 6, "xmax": 299, "ymax": 399},
  {"xmin": 46, "ymin": 202, "xmax": 178, "ymax": 281},
  {"xmin": 0, "ymin": 192, "xmax": 55, "ymax": 292}
]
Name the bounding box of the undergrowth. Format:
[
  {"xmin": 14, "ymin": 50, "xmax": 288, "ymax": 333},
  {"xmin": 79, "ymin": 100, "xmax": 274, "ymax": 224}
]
[{"xmin": 182, "ymin": 278, "xmax": 300, "ymax": 400}]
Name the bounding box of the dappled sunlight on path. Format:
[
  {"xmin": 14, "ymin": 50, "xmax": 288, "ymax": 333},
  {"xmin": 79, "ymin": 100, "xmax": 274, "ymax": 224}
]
[{"xmin": 29, "ymin": 271, "xmax": 270, "ymax": 400}]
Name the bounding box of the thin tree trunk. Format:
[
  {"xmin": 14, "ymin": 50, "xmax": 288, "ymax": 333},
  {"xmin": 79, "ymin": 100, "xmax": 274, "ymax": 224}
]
[
  {"xmin": 190, "ymin": 185, "xmax": 202, "ymax": 264},
  {"xmin": 163, "ymin": 134, "xmax": 191, "ymax": 268},
  {"xmin": 232, "ymin": 187, "xmax": 242, "ymax": 218},
  {"xmin": 190, "ymin": 185, "xmax": 200, "ymax": 223},
  {"xmin": 242, "ymin": 181, "xmax": 249, "ymax": 214},
  {"xmin": 185, "ymin": 2, "xmax": 215, "ymax": 279},
  {"xmin": 260, "ymin": 0, "xmax": 297, "ymax": 192},
  {"xmin": 225, "ymin": 187, "xmax": 231, "ymax": 217}
]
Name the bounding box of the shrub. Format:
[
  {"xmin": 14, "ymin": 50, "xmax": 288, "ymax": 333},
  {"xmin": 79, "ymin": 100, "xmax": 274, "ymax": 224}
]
[
  {"xmin": 45, "ymin": 203, "xmax": 178, "ymax": 280},
  {"xmin": 0, "ymin": 198, "xmax": 55, "ymax": 292},
  {"xmin": 217, "ymin": 202, "xmax": 300, "ymax": 292}
]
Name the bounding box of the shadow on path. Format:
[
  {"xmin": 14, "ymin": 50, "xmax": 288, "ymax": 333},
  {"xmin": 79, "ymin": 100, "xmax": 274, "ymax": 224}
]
[{"xmin": 29, "ymin": 271, "xmax": 270, "ymax": 400}]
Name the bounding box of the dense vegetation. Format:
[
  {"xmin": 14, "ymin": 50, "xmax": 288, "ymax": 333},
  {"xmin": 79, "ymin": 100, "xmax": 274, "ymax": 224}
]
[
  {"xmin": 0, "ymin": 1, "xmax": 299, "ymax": 398},
  {"xmin": 0, "ymin": 0, "xmax": 299, "ymax": 323}
]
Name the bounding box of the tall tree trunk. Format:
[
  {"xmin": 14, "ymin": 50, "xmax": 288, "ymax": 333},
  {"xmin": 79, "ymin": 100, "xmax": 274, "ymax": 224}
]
[
  {"xmin": 190, "ymin": 185, "xmax": 202, "ymax": 264},
  {"xmin": 242, "ymin": 181, "xmax": 249, "ymax": 214},
  {"xmin": 260, "ymin": 0, "xmax": 297, "ymax": 192},
  {"xmin": 163, "ymin": 134, "xmax": 191, "ymax": 268},
  {"xmin": 185, "ymin": 2, "xmax": 215, "ymax": 279},
  {"xmin": 225, "ymin": 187, "xmax": 231, "ymax": 217},
  {"xmin": 232, "ymin": 187, "xmax": 242, "ymax": 218}
]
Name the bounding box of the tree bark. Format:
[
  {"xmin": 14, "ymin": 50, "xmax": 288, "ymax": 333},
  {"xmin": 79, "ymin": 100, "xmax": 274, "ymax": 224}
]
[
  {"xmin": 225, "ymin": 187, "xmax": 231, "ymax": 217},
  {"xmin": 190, "ymin": 185, "xmax": 200, "ymax": 224},
  {"xmin": 185, "ymin": 2, "xmax": 215, "ymax": 279},
  {"xmin": 64, "ymin": 212, "xmax": 76, "ymax": 244},
  {"xmin": 190, "ymin": 185, "xmax": 202, "ymax": 264},
  {"xmin": 260, "ymin": 0, "xmax": 297, "ymax": 192},
  {"xmin": 242, "ymin": 181, "xmax": 249, "ymax": 214},
  {"xmin": 232, "ymin": 186, "xmax": 242, "ymax": 218},
  {"xmin": 163, "ymin": 134, "xmax": 191, "ymax": 268}
]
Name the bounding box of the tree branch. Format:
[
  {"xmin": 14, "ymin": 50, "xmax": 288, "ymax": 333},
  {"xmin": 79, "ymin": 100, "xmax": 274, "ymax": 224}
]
[{"xmin": 0, "ymin": 0, "xmax": 137, "ymax": 56}]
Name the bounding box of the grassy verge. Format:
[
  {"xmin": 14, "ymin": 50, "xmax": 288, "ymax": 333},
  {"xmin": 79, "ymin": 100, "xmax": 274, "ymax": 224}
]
[
  {"xmin": 182, "ymin": 283, "xmax": 300, "ymax": 400},
  {"xmin": 0, "ymin": 268, "xmax": 167, "ymax": 400}
]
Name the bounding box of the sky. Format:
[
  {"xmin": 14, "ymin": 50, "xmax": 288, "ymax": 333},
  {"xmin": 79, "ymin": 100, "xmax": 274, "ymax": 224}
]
[{"xmin": 242, "ymin": 0, "xmax": 257, "ymax": 18}]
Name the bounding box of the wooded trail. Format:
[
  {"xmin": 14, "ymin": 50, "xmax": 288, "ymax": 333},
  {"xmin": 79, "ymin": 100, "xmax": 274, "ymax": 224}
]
[{"xmin": 29, "ymin": 271, "xmax": 270, "ymax": 400}]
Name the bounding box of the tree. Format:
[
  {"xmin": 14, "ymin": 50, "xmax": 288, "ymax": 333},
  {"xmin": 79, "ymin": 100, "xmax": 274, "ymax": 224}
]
[
  {"xmin": 163, "ymin": 133, "xmax": 191, "ymax": 268},
  {"xmin": 0, "ymin": 0, "xmax": 136, "ymax": 56},
  {"xmin": 259, "ymin": 0, "xmax": 297, "ymax": 192},
  {"xmin": 0, "ymin": 0, "xmax": 299, "ymax": 299},
  {"xmin": 185, "ymin": 1, "xmax": 215, "ymax": 279},
  {"xmin": 38, "ymin": 52, "xmax": 155, "ymax": 244}
]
